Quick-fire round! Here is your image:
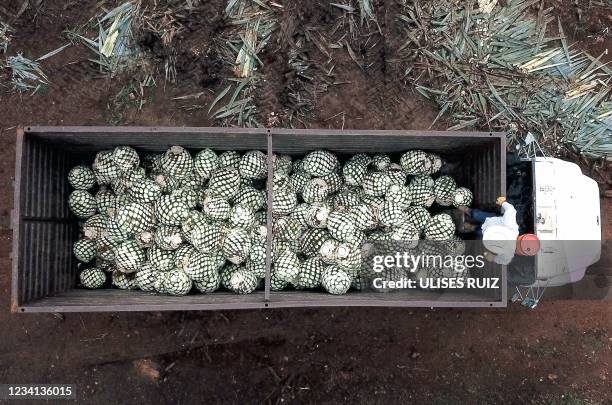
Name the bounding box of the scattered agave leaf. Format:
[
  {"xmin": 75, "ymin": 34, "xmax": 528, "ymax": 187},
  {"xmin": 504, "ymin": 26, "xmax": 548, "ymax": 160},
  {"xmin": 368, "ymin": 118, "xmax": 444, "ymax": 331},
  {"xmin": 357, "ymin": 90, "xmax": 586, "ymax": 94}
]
[
  {"xmin": 70, "ymin": 1, "xmax": 141, "ymax": 75},
  {"xmin": 397, "ymin": 0, "xmax": 611, "ymax": 159},
  {"xmin": 331, "ymin": 3, "xmax": 356, "ymax": 13},
  {"xmin": 212, "ymin": 0, "xmax": 277, "ymax": 127},
  {"xmin": 357, "ymin": 0, "xmax": 375, "ymax": 23},
  {"xmin": 345, "ymin": 40, "xmax": 362, "ymax": 69},
  {"xmin": 208, "ymin": 84, "xmax": 232, "ymax": 114},
  {"xmin": 173, "ymin": 91, "xmax": 207, "ymax": 101},
  {"xmin": 36, "ymin": 43, "xmax": 71, "ymax": 61},
  {"xmin": 6, "ymin": 53, "xmax": 49, "ymax": 94},
  {"xmin": 0, "ymin": 21, "xmax": 12, "ymax": 54}
]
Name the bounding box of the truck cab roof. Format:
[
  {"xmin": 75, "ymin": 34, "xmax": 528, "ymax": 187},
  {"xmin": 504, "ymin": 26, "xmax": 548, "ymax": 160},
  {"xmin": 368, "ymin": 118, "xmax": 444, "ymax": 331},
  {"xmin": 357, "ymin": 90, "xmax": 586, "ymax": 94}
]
[{"xmin": 531, "ymin": 157, "xmax": 601, "ymax": 286}]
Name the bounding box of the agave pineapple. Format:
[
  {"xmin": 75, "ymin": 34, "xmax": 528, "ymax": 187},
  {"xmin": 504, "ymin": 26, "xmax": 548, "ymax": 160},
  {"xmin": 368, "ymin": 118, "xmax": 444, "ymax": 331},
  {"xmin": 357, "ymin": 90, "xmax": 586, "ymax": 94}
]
[
  {"xmin": 273, "ymin": 249, "xmax": 301, "ymax": 284},
  {"xmin": 271, "ymin": 186, "xmax": 298, "ymax": 217},
  {"xmin": 218, "ymin": 151, "xmax": 241, "ymax": 168},
  {"xmin": 222, "ymin": 228, "xmax": 252, "ymax": 264},
  {"xmin": 301, "ymin": 150, "xmax": 339, "ymax": 177},
  {"xmin": 218, "ymin": 264, "xmax": 239, "ymax": 290},
  {"xmin": 229, "ymin": 204, "xmax": 256, "ymax": 229},
  {"xmin": 173, "ymin": 243, "xmax": 198, "ymax": 268},
  {"xmin": 95, "ymin": 189, "xmax": 117, "ymax": 216},
  {"xmin": 433, "ymin": 175, "xmax": 457, "ymax": 206},
  {"xmin": 343, "ymin": 154, "xmax": 370, "ymax": 186},
  {"xmin": 80, "ymin": 267, "xmax": 107, "ymax": 289},
  {"xmin": 153, "ymin": 173, "xmax": 181, "ymax": 193},
  {"xmin": 193, "ymin": 148, "xmax": 219, "ymax": 180},
  {"xmin": 228, "ymin": 268, "xmax": 259, "ymax": 294},
  {"xmin": 405, "ymin": 206, "xmax": 431, "ymax": 232},
  {"xmin": 245, "ymin": 244, "xmax": 266, "ymax": 278},
  {"xmin": 326, "ymin": 211, "xmax": 358, "ymax": 242},
  {"xmin": 272, "ymin": 154, "xmax": 293, "ymax": 175},
  {"xmin": 190, "ymin": 222, "xmax": 224, "ymax": 254},
  {"xmin": 232, "ymin": 186, "xmax": 266, "ymax": 211},
  {"xmin": 68, "ymin": 190, "xmax": 97, "ymax": 219},
  {"xmin": 208, "ymin": 167, "xmax": 241, "ymax": 199},
  {"xmin": 161, "ymin": 146, "xmax": 194, "ymax": 179},
  {"xmin": 68, "ymin": 165, "xmax": 96, "ymax": 190},
  {"xmin": 332, "ymin": 188, "xmax": 362, "ymax": 210},
  {"xmin": 299, "ymin": 228, "xmax": 331, "ymax": 257},
  {"xmin": 406, "ymin": 175, "xmax": 435, "ymax": 207},
  {"xmin": 69, "ymin": 145, "xmax": 471, "ymax": 297},
  {"xmin": 114, "ymin": 240, "xmax": 146, "ymax": 273},
  {"xmin": 270, "ymin": 270, "xmax": 289, "ymax": 291},
  {"xmin": 135, "ymin": 263, "xmax": 159, "ymax": 292},
  {"xmin": 115, "ymin": 203, "xmax": 155, "ymax": 235},
  {"xmin": 371, "ymin": 154, "xmax": 391, "ymax": 171},
  {"xmin": 73, "ymin": 239, "xmax": 96, "ymax": 263},
  {"xmin": 378, "ymin": 201, "xmax": 405, "ymax": 227},
  {"xmin": 194, "ymin": 270, "xmax": 221, "ymax": 293},
  {"xmin": 92, "ymin": 150, "xmax": 120, "ymax": 185},
  {"xmin": 274, "ymin": 216, "xmax": 306, "ymax": 241},
  {"xmin": 95, "ymin": 236, "xmax": 120, "ymax": 262},
  {"xmin": 289, "ymin": 170, "xmax": 311, "ymax": 194},
  {"xmin": 201, "ymin": 194, "xmax": 231, "ymax": 221},
  {"xmin": 239, "ymin": 150, "xmax": 267, "ymax": 180},
  {"xmin": 179, "ymin": 250, "xmax": 219, "ymax": 282},
  {"xmin": 304, "ymin": 204, "xmax": 331, "ymax": 229},
  {"xmin": 162, "ymin": 269, "xmax": 193, "ymax": 295},
  {"xmin": 385, "ymin": 184, "xmax": 411, "ymax": 209},
  {"xmin": 386, "ymin": 163, "xmax": 407, "ymax": 186},
  {"xmin": 154, "ymin": 225, "xmax": 184, "ymax": 250},
  {"xmin": 424, "ymin": 213, "xmax": 455, "ymax": 240},
  {"xmin": 112, "ymin": 271, "xmax": 138, "ymax": 290},
  {"xmin": 400, "ymin": 150, "xmax": 432, "ymax": 175},
  {"xmin": 362, "ymin": 172, "xmax": 391, "ymax": 197},
  {"xmin": 128, "ymin": 179, "xmax": 162, "ymax": 203},
  {"xmin": 148, "ymin": 245, "xmax": 176, "ymax": 272},
  {"xmin": 154, "ymin": 195, "xmax": 190, "ymax": 226},
  {"xmin": 349, "ymin": 203, "xmax": 378, "ymax": 230},
  {"xmin": 453, "ymin": 187, "xmax": 473, "ymax": 207},
  {"xmin": 302, "ymin": 178, "xmax": 330, "ymax": 203},
  {"xmin": 295, "ymin": 257, "xmax": 326, "ymax": 289},
  {"xmin": 321, "ymin": 265, "xmax": 351, "ymax": 295},
  {"xmin": 112, "ymin": 146, "xmax": 140, "ymax": 174}
]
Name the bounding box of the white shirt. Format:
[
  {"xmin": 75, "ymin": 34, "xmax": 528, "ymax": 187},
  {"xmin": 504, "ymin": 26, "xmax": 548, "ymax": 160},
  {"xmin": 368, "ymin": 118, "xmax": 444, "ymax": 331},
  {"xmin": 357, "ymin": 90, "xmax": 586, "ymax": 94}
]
[{"xmin": 482, "ymin": 202, "xmax": 519, "ymax": 265}]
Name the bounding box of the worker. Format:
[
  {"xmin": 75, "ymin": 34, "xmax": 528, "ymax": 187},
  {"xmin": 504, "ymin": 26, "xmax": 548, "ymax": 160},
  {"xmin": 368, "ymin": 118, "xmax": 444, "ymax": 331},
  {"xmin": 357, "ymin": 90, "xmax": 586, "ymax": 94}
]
[{"xmin": 458, "ymin": 197, "xmax": 540, "ymax": 265}]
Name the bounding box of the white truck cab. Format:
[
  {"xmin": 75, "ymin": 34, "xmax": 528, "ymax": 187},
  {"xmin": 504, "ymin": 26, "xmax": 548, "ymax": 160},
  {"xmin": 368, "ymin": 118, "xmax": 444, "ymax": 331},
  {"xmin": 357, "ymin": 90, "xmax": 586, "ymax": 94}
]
[{"xmin": 528, "ymin": 157, "xmax": 601, "ymax": 287}]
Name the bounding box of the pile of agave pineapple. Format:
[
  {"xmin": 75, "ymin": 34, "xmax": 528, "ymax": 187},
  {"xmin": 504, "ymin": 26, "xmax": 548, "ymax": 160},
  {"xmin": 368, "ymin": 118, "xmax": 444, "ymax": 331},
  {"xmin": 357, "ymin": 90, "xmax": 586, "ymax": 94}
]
[{"xmin": 69, "ymin": 146, "xmax": 473, "ymax": 296}]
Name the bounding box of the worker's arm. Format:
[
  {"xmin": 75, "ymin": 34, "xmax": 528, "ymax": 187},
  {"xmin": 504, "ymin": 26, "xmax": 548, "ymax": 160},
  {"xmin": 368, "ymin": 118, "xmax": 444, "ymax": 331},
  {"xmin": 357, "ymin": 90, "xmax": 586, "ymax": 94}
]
[
  {"xmin": 484, "ymin": 248, "xmax": 514, "ymax": 265},
  {"xmin": 494, "ymin": 252, "xmax": 513, "ymax": 265},
  {"xmin": 500, "ymin": 202, "xmax": 518, "ymax": 229}
]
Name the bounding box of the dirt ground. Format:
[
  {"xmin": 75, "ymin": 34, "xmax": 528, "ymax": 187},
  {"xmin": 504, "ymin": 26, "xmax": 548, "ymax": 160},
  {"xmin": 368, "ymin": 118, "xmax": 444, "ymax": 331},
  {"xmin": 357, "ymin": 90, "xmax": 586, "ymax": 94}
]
[{"xmin": 0, "ymin": 1, "xmax": 611, "ymax": 404}]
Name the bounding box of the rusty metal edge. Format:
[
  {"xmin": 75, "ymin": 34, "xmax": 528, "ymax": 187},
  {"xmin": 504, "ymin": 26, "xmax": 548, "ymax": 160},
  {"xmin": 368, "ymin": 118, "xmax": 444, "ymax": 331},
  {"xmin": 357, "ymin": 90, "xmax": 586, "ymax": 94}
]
[
  {"xmin": 270, "ymin": 128, "xmax": 506, "ymax": 139},
  {"xmin": 19, "ymin": 303, "xmax": 267, "ymax": 313},
  {"xmin": 25, "ymin": 125, "xmax": 506, "ymax": 139},
  {"xmin": 19, "ymin": 299, "xmax": 504, "ymax": 313},
  {"xmin": 24, "ymin": 126, "xmax": 268, "ymax": 135},
  {"xmin": 11, "ymin": 127, "xmax": 25, "ymax": 313},
  {"xmin": 499, "ymin": 135, "xmax": 508, "ymax": 306},
  {"xmin": 266, "ymin": 300, "xmax": 506, "ymax": 309}
]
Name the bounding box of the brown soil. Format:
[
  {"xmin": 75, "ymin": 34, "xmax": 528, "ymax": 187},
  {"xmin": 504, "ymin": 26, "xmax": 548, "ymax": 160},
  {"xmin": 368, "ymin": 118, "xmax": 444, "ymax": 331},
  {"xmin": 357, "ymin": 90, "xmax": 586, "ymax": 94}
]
[
  {"xmin": 0, "ymin": 1, "xmax": 610, "ymax": 404},
  {"xmin": 544, "ymin": 0, "xmax": 612, "ymax": 59}
]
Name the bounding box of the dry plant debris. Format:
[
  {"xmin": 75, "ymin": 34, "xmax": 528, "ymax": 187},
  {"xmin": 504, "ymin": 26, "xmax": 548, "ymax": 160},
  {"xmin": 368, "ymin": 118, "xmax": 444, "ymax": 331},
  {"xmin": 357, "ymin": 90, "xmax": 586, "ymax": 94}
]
[
  {"xmin": 69, "ymin": 1, "xmax": 143, "ymax": 76},
  {"xmin": 0, "ymin": 20, "xmax": 11, "ymax": 54},
  {"xmin": 209, "ymin": 0, "xmax": 281, "ymax": 127},
  {"xmin": 397, "ymin": 0, "xmax": 611, "ymax": 160},
  {"xmin": 0, "ymin": 18, "xmax": 69, "ymax": 94}
]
